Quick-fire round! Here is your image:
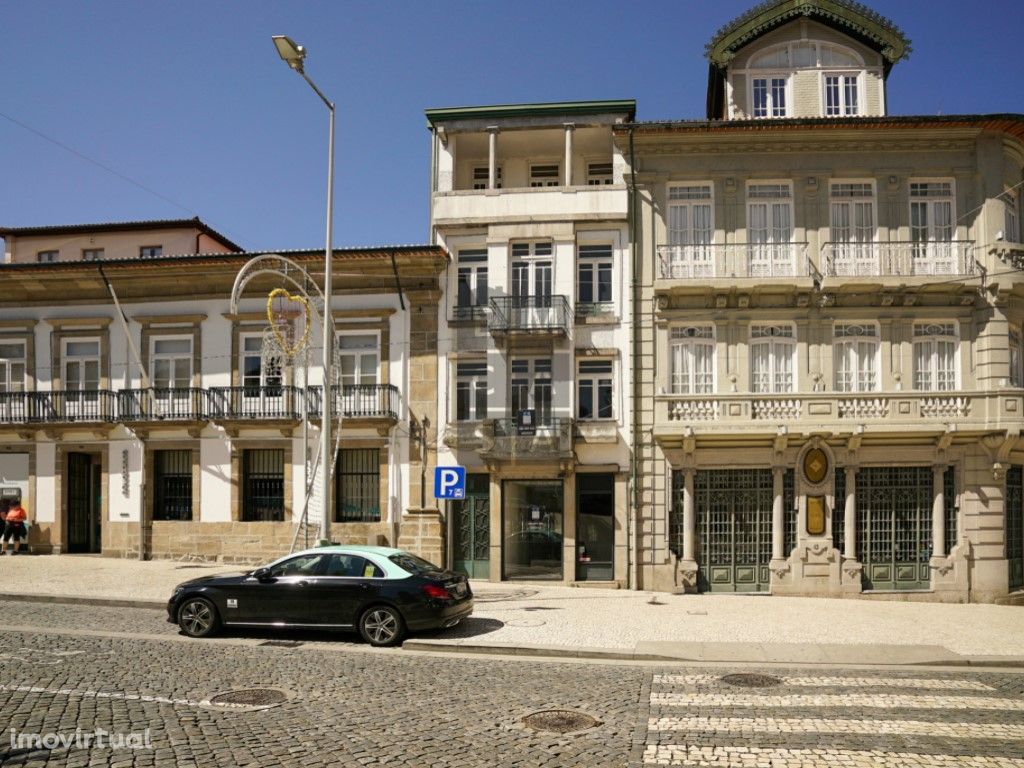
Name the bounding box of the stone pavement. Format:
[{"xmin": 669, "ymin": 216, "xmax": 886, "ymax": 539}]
[{"xmin": 1, "ymin": 554, "xmax": 1023, "ymax": 664}]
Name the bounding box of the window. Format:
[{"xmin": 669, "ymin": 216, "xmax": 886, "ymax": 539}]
[
  {"xmin": 913, "ymin": 323, "xmax": 958, "ymax": 391},
  {"xmin": 1005, "ymin": 190, "xmax": 1021, "ymax": 243},
  {"xmin": 472, "ymin": 166, "xmax": 502, "ymax": 190},
  {"xmin": 139, "ymin": 245, "xmax": 162, "ymax": 259},
  {"xmin": 510, "ymin": 358, "xmax": 552, "ymax": 424},
  {"xmin": 587, "ymin": 162, "xmax": 613, "ymax": 186},
  {"xmin": 63, "ymin": 339, "xmax": 100, "ymax": 394},
  {"xmin": 834, "ymin": 323, "xmax": 879, "ymax": 392},
  {"xmin": 910, "ymin": 180, "xmax": 955, "ymax": 272},
  {"xmin": 576, "ymin": 244, "xmax": 613, "ymax": 306},
  {"xmin": 750, "ymin": 325, "xmax": 795, "ymax": 394},
  {"xmin": 269, "ymin": 553, "xmax": 327, "ymax": 578},
  {"xmin": 336, "ymin": 448, "xmax": 380, "ymax": 522},
  {"xmin": 829, "ymin": 182, "xmax": 876, "ymax": 274},
  {"xmin": 37, "ymin": 250, "xmax": 58, "ymax": 263},
  {"xmin": 82, "ymin": 248, "xmax": 104, "ymax": 261},
  {"xmin": 337, "ymin": 334, "xmax": 378, "ymax": 386},
  {"xmin": 153, "ymin": 450, "xmax": 192, "ymax": 521},
  {"xmin": 325, "ymin": 553, "xmax": 384, "ymax": 578},
  {"xmin": 241, "ymin": 335, "xmax": 282, "ymax": 393},
  {"xmin": 455, "ymin": 360, "xmax": 488, "ymax": 421},
  {"xmin": 824, "ymin": 74, "xmax": 859, "ymax": 116},
  {"xmin": 455, "ymin": 248, "xmax": 488, "ymax": 319},
  {"xmin": 242, "ymin": 449, "xmax": 285, "ymax": 522},
  {"xmin": 666, "ymin": 184, "xmax": 714, "ymax": 277},
  {"xmin": 530, "ymin": 164, "xmax": 560, "ymax": 187},
  {"xmin": 511, "ymin": 242, "xmax": 553, "ymax": 300},
  {"xmin": 669, "ymin": 326, "xmax": 715, "ymax": 394},
  {"xmin": 751, "ymin": 76, "xmax": 788, "ymax": 118},
  {"xmin": 0, "ymin": 342, "xmax": 26, "ymax": 393},
  {"xmin": 151, "ymin": 337, "xmax": 192, "ymax": 390},
  {"xmin": 1011, "ymin": 327, "xmax": 1022, "ymax": 388},
  {"xmin": 747, "ymin": 183, "xmax": 793, "ymax": 276},
  {"xmin": 577, "ymin": 360, "xmax": 613, "ymax": 420}
]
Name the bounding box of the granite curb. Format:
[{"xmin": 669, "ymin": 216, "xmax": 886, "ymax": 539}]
[{"xmin": 0, "ymin": 591, "xmax": 166, "ymax": 610}]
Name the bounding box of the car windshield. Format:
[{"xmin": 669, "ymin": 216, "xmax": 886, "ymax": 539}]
[{"xmin": 389, "ymin": 552, "xmax": 443, "ymax": 575}]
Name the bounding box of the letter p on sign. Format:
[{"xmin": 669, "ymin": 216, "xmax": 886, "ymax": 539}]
[{"xmin": 434, "ymin": 466, "xmax": 466, "ymax": 499}]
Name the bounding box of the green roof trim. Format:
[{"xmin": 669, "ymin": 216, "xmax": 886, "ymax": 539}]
[
  {"xmin": 706, "ymin": 0, "xmax": 911, "ymax": 66},
  {"xmin": 425, "ymin": 99, "xmax": 636, "ymax": 127}
]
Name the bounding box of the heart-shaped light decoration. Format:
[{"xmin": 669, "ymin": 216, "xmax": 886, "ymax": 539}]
[{"xmin": 266, "ymin": 288, "xmax": 312, "ymax": 358}]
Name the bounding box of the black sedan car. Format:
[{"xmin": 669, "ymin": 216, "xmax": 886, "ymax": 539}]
[{"xmin": 167, "ymin": 545, "xmax": 473, "ymax": 647}]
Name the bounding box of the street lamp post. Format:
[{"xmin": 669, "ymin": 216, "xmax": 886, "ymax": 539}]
[{"xmin": 272, "ymin": 35, "xmax": 335, "ymax": 544}]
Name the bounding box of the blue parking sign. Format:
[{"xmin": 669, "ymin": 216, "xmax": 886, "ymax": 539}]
[{"xmin": 434, "ymin": 466, "xmax": 466, "ymax": 499}]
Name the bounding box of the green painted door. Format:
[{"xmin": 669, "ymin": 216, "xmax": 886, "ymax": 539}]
[
  {"xmin": 856, "ymin": 467, "xmax": 931, "ymax": 591},
  {"xmin": 66, "ymin": 452, "xmax": 97, "ymax": 553},
  {"xmin": 452, "ymin": 474, "xmax": 490, "ymax": 579},
  {"xmin": 695, "ymin": 469, "xmax": 773, "ymax": 593}
]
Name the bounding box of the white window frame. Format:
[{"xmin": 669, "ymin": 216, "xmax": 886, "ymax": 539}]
[
  {"xmin": 336, "ymin": 330, "xmax": 380, "ymax": 387},
  {"xmin": 822, "ymin": 71, "xmax": 861, "ymax": 116},
  {"xmin": 1010, "ymin": 326, "xmax": 1023, "ymax": 388},
  {"xmin": 913, "ymin": 322, "xmax": 959, "ymax": 392},
  {"xmin": 750, "ymin": 74, "xmax": 790, "ymax": 118},
  {"xmin": 150, "ymin": 335, "xmax": 193, "ymax": 391},
  {"xmin": 746, "ymin": 181, "xmax": 794, "ymax": 276},
  {"xmin": 510, "ymin": 357, "xmax": 552, "ymax": 424},
  {"xmin": 529, "ymin": 162, "xmax": 560, "ymax": 188},
  {"xmin": 472, "ymin": 165, "xmax": 502, "ymax": 190},
  {"xmin": 454, "ymin": 247, "xmax": 489, "ymax": 319},
  {"xmin": 828, "ymin": 180, "xmax": 877, "ymax": 275},
  {"xmin": 37, "ymin": 250, "xmax": 59, "ymax": 263},
  {"xmin": 909, "ymin": 179, "xmax": 956, "ymax": 254},
  {"xmin": 1004, "ymin": 189, "xmax": 1021, "ymax": 243},
  {"xmin": 833, "ymin": 322, "xmax": 880, "ymax": 393},
  {"xmin": 82, "ymin": 248, "xmax": 104, "ymax": 262},
  {"xmin": 0, "ymin": 340, "xmax": 27, "ymax": 393},
  {"xmin": 749, "ymin": 324, "xmax": 796, "ymax": 394},
  {"xmin": 62, "ymin": 337, "xmax": 101, "ymax": 400},
  {"xmin": 665, "ymin": 183, "xmax": 715, "ymax": 278},
  {"xmin": 510, "ymin": 241, "xmax": 554, "ymax": 298},
  {"xmin": 240, "ymin": 333, "xmax": 282, "ymax": 391},
  {"xmin": 139, "ymin": 245, "xmax": 163, "ymax": 259},
  {"xmin": 576, "ymin": 243, "xmax": 614, "ymax": 307},
  {"xmin": 577, "ymin": 359, "xmax": 614, "ymax": 420},
  {"xmin": 453, "ymin": 358, "xmax": 488, "ymax": 422},
  {"xmin": 586, "ymin": 161, "xmax": 614, "ymax": 186},
  {"xmin": 669, "ymin": 325, "xmax": 716, "ymax": 395}
]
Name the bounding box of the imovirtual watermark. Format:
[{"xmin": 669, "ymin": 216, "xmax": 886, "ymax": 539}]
[{"xmin": 10, "ymin": 727, "xmax": 153, "ymax": 751}]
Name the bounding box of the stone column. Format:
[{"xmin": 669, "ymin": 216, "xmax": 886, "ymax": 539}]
[
  {"xmin": 682, "ymin": 468, "xmax": 695, "ymax": 561},
  {"xmin": 844, "ymin": 465, "xmax": 857, "ymax": 560},
  {"xmin": 487, "ymin": 127, "xmax": 498, "ymax": 190},
  {"xmin": 563, "ymin": 123, "xmax": 574, "ymax": 186},
  {"xmin": 772, "ymin": 467, "xmax": 785, "ymax": 560},
  {"xmin": 932, "ymin": 464, "xmax": 946, "ymax": 558}
]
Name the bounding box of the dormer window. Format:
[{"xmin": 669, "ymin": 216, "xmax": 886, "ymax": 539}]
[
  {"xmin": 824, "ymin": 74, "xmax": 859, "ymax": 116},
  {"xmin": 751, "ymin": 76, "xmax": 788, "ymax": 118}
]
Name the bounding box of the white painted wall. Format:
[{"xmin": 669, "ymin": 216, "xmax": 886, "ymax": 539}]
[
  {"xmin": 107, "ymin": 437, "xmax": 142, "ymax": 521},
  {"xmin": 0, "ymin": 453, "xmax": 29, "ymax": 508},
  {"xmin": 200, "ymin": 435, "xmax": 232, "ymax": 523},
  {"xmin": 34, "ymin": 443, "xmax": 55, "ymax": 523}
]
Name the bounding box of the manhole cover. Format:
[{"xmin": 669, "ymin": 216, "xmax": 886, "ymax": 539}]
[
  {"xmin": 208, "ymin": 688, "xmax": 288, "ymax": 707},
  {"xmin": 259, "ymin": 640, "xmax": 303, "ymax": 648},
  {"xmin": 522, "ymin": 710, "xmax": 601, "ymax": 734},
  {"xmin": 720, "ymin": 673, "xmax": 781, "ymax": 688},
  {"xmin": 472, "ymin": 589, "xmax": 539, "ymax": 603}
]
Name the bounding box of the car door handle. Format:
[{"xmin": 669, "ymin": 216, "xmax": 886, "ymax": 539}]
[{"xmin": 296, "ymin": 580, "xmax": 309, "ymax": 588}]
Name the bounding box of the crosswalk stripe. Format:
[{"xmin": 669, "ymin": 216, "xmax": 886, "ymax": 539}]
[
  {"xmin": 643, "ymin": 745, "xmax": 1024, "ymax": 767},
  {"xmin": 653, "ymin": 674, "xmax": 994, "ymax": 691},
  {"xmin": 648, "ymin": 716, "xmax": 1024, "ymax": 740},
  {"xmin": 650, "ymin": 692, "xmax": 1024, "ymax": 711}
]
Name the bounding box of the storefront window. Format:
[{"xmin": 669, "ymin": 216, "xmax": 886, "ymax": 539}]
[
  {"xmin": 503, "ymin": 480, "xmax": 563, "ymax": 580},
  {"xmin": 576, "ymin": 474, "xmax": 614, "ymax": 581}
]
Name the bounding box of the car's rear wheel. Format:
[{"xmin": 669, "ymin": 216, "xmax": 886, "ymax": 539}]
[
  {"xmin": 359, "ymin": 605, "xmax": 405, "ymax": 647},
  {"xmin": 178, "ymin": 597, "xmax": 220, "ymax": 638}
]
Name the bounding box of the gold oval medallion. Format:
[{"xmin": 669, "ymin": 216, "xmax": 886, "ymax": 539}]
[{"xmin": 803, "ymin": 447, "xmax": 829, "ymax": 485}]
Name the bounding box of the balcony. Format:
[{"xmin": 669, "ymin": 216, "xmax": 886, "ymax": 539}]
[
  {"xmin": 432, "ymin": 185, "xmax": 626, "ymax": 227},
  {"xmin": 488, "ymin": 295, "xmax": 571, "ymax": 338},
  {"xmin": 28, "ymin": 390, "xmax": 118, "ymax": 423},
  {"xmin": 118, "ymin": 388, "xmax": 206, "ymax": 422},
  {"xmin": 0, "ymin": 392, "xmax": 31, "ymax": 425},
  {"xmin": 479, "ymin": 417, "xmax": 574, "ymax": 463},
  {"xmin": 653, "ymin": 390, "xmax": 1020, "ymax": 441},
  {"xmin": 207, "ymin": 386, "xmax": 303, "ymax": 420},
  {"xmin": 442, "ymin": 421, "xmax": 487, "ymax": 451},
  {"xmin": 306, "ymin": 384, "xmax": 400, "ymax": 422},
  {"xmin": 656, "ymin": 243, "xmax": 809, "ymax": 283},
  {"xmin": 821, "ymin": 241, "xmax": 976, "ymax": 279}
]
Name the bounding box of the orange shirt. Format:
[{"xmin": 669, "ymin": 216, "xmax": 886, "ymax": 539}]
[{"xmin": 5, "ymin": 506, "xmax": 26, "ymax": 523}]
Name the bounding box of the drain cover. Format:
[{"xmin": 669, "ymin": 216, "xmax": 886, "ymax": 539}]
[
  {"xmin": 522, "ymin": 710, "xmax": 600, "ymax": 734},
  {"xmin": 208, "ymin": 688, "xmax": 288, "ymax": 707},
  {"xmin": 259, "ymin": 640, "xmax": 302, "ymax": 648},
  {"xmin": 720, "ymin": 673, "xmax": 781, "ymax": 688}
]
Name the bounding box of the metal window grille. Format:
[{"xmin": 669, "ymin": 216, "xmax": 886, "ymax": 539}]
[
  {"xmin": 833, "ymin": 468, "xmax": 846, "ymax": 552},
  {"xmin": 855, "ymin": 466, "xmax": 932, "ymax": 590},
  {"xmin": 944, "ymin": 466, "xmax": 957, "ymax": 556},
  {"xmin": 783, "ymin": 469, "xmax": 796, "ymax": 555},
  {"xmin": 336, "ymin": 449, "xmax": 380, "ymax": 522},
  {"xmin": 1007, "ymin": 466, "xmax": 1023, "ymax": 590},
  {"xmin": 242, "ymin": 449, "xmax": 285, "ymax": 522},
  {"xmin": 153, "ymin": 450, "xmax": 192, "ymax": 521}
]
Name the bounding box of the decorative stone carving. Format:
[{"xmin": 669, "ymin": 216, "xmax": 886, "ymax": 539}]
[
  {"xmin": 752, "ymin": 398, "xmax": 802, "ymax": 421},
  {"xmin": 838, "ymin": 397, "xmax": 889, "ymax": 419},
  {"xmin": 668, "ymin": 399, "xmax": 720, "ymax": 422},
  {"xmin": 920, "ymin": 397, "xmax": 969, "ymax": 419},
  {"xmin": 769, "ymin": 559, "xmax": 791, "ymax": 578}
]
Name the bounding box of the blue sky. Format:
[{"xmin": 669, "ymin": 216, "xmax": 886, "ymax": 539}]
[{"xmin": 2, "ymin": 1, "xmax": 1021, "ymax": 252}]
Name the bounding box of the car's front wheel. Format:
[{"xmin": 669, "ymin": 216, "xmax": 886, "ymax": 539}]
[
  {"xmin": 359, "ymin": 605, "xmax": 405, "ymax": 647},
  {"xmin": 177, "ymin": 597, "xmax": 220, "ymax": 638}
]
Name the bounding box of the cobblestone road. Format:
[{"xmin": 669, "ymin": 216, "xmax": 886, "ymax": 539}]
[{"xmin": 0, "ymin": 600, "xmax": 1022, "ymax": 767}]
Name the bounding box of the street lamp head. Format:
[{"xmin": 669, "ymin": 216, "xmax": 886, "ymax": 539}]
[{"xmin": 272, "ymin": 35, "xmax": 306, "ymax": 73}]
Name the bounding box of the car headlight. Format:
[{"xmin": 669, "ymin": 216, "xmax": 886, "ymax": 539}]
[{"xmin": 171, "ymin": 587, "xmax": 185, "ymax": 599}]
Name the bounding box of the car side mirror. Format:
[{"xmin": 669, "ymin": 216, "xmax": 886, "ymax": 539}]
[{"xmin": 253, "ymin": 567, "xmax": 273, "ymax": 582}]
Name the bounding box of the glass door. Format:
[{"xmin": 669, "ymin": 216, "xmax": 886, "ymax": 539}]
[
  {"xmin": 63, "ymin": 340, "xmax": 100, "ymax": 420},
  {"xmin": 576, "ymin": 474, "xmax": 614, "ymax": 581},
  {"xmin": 503, "ymin": 480, "xmax": 563, "ymax": 580}
]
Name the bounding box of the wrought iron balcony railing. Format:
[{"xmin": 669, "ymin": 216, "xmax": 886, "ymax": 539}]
[
  {"xmin": 29, "ymin": 390, "xmax": 118, "ymax": 423},
  {"xmin": 118, "ymin": 388, "xmax": 207, "ymax": 421},
  {"xmin": 207, "ymin": 385, "xmax": 303, "ymax": 420},
  {"xmin": 488, "ymin": 295, "xmax": 571, "ymax": 335},
  {"xmin": 0, "ymin": 392, "xmax": 31, "ymax": 424},
  {"xmin": 305, "ymin": 384, "xmax": 400, "ymax": 420},
  {"xmin": 657, "ymin": 243, "xmax": 809, "ymax": 280},
  {"xmin": 821, "ymin": 241, "xmax": 976, "ymax": 278}
]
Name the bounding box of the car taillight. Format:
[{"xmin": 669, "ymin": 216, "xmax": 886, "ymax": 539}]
[{"xmin": 421, "ymin": 584, "xmax": 451, "ymax": 600}]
